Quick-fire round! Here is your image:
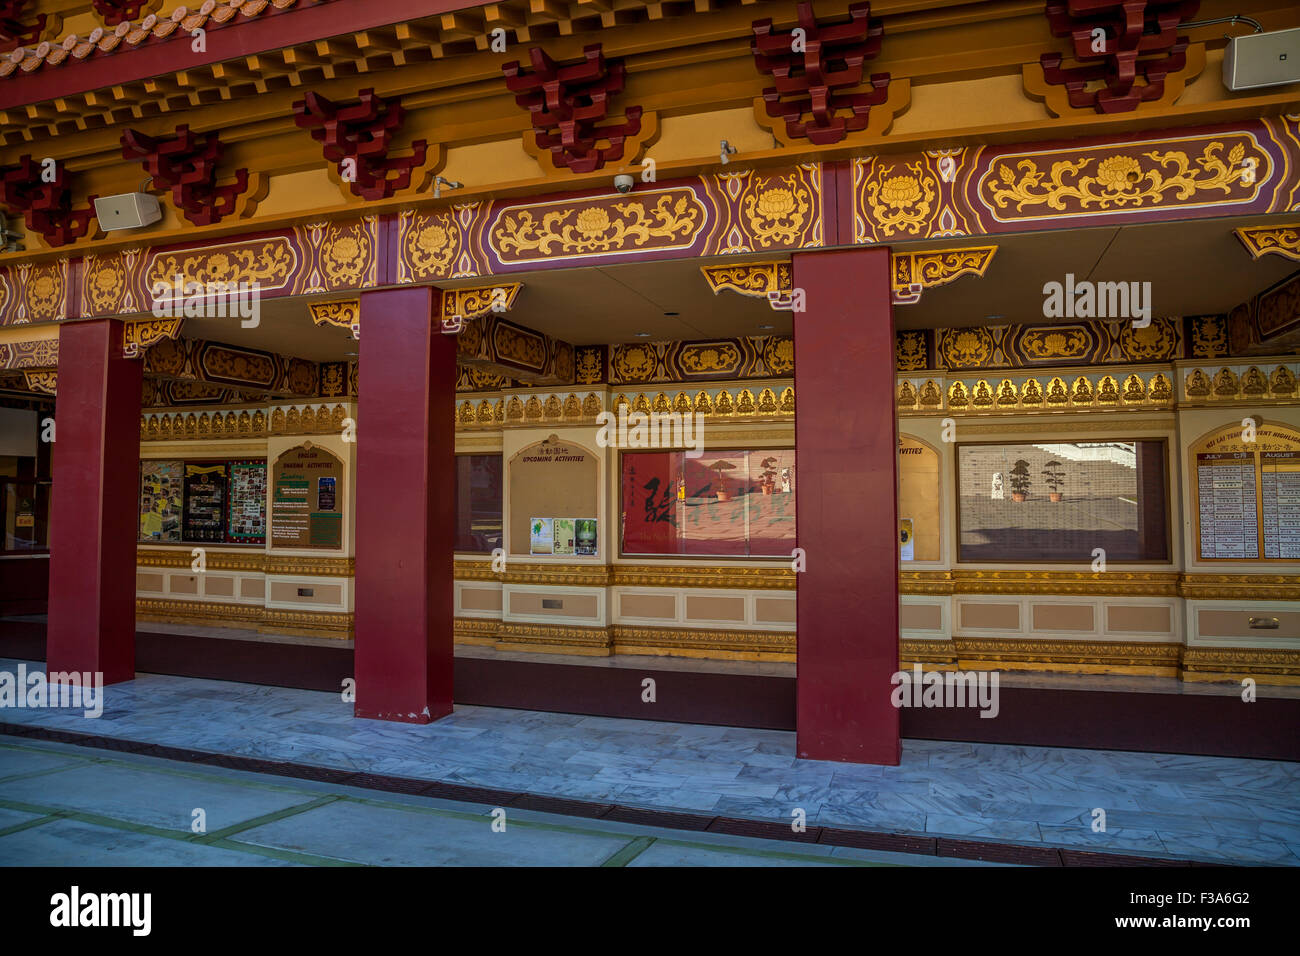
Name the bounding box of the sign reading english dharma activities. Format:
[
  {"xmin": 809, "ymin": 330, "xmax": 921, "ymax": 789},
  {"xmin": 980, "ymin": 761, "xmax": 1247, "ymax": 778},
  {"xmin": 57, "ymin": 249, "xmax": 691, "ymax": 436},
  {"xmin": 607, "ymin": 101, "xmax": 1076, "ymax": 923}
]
[{"xmin": 271, "ymin": 444, "xmax": 344, "ymax": 550}]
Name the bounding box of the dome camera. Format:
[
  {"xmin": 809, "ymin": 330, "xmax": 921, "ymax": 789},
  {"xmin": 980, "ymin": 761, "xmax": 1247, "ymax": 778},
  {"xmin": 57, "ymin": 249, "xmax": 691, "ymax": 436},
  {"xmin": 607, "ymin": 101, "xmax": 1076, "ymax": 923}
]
[{"xmin": 614, "ymin": 174, "xmax": 635, "ymax": 194}]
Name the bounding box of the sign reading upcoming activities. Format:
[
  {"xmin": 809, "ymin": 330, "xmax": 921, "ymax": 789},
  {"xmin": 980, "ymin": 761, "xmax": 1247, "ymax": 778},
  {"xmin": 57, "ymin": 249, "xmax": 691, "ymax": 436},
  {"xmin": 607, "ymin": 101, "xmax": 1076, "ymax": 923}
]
[
  {"xmin": 1195, "ymin": 423, "xmax": 1300, "ymax": 561},
  {"xmin": 271, "ymin": 444, "xmax": 344, "ymax": 550}
]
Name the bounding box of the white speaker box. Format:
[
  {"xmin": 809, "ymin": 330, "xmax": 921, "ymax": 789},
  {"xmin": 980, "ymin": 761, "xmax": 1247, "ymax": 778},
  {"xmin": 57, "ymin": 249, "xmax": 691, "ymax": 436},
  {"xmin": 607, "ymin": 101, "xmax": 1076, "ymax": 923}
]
[
  {"xmin": 1224, "ymin": 27, "xmax": 1300, "ymax": 91},
  {"xmin": 93, "ymin": 192, "xmax": 162, "ymax": 230}
]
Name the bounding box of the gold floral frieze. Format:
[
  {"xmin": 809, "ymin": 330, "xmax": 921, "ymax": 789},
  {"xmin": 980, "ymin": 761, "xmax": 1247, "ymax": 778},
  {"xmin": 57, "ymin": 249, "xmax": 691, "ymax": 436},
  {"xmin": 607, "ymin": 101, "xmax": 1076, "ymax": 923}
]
[
  {"xmin": 1235, "ymin": 224, "xmax": 1300, "ymax": 262},
  {"xmin": 442, "ymin": 283, "xmax": 522, "ymax": 321},
  {"xmin": 145, "ymin": 238, "xmax": 297, "ymax": 293},
  {"xmin": 978, "ymin": 135, "xmax": 1268, "ymax": 222},
  {"xmin": 489, "ymin": 189, "xmax": 706, "ymax": 263}
]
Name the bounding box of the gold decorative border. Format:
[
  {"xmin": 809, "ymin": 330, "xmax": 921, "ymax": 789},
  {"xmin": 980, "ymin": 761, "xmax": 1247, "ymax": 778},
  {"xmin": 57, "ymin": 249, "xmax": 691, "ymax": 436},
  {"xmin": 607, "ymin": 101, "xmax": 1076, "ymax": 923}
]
[
  {"xmin": 136, "ymin": 598, "xmax": 353, "ymax": 636},
  {"xmin": 1179, "ymin": 574, "xmax": 1300, "ymax": 601},
  {"xmin": 951, "ymin": 570, "xmax": 1181, "ymax": 597},
  {"xmin": 956, "ymin": 637, "xmax": 1182, "ymax": 669},
  {"xmin": 494, "ymin": 621, "xmax": 614, "ymax": 655},
  {"xmin": 901, "ymin": 638, "xmax": 958, "ymax": 664},
  {"xmin": 611, "ymin": 565, "xmax": 796, "ymax": 590},
  {"xmin": 503, "ymin": 565, "xmax": 612, "ymax": 587},
  {"xmin": 136, "ymin": 550, "xmax": 355, "ymax": 577},
  {"xmin": 612, "ymin": 624, "xmax": 794, "ymax": 659},
  {"xmin": 1181, "ymin": 646, "xmax": 1300, "ymax": 681},
  {"xmin": 135, "ymin": 598, "xmax": 265, "ymax": 626},
  {"xmin": 137, "ymin": 549, "xmax": 267, "ymax": 572}
]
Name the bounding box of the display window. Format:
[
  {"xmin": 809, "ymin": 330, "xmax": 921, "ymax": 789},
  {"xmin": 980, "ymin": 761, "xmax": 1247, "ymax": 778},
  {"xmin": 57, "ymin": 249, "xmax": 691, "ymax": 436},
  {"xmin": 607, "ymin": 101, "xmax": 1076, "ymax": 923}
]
[
  {"xmin": 455, "ymin": 454, "xmax": 503, "ymax": 553},
  {"xmin": 620, "ymin": 449, "xmax": 796, "ymax": 557},
  {"xmin": 956, "ymin": 440, "xmax": 1170, "ymax": 563}
]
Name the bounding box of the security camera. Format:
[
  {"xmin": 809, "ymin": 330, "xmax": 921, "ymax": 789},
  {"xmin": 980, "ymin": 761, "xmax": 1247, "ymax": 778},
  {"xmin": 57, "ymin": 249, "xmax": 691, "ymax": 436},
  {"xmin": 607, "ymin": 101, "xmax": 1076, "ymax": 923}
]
[{"xmin": 614, "ymin": 174, "xmax": 635, "ymax": 194}]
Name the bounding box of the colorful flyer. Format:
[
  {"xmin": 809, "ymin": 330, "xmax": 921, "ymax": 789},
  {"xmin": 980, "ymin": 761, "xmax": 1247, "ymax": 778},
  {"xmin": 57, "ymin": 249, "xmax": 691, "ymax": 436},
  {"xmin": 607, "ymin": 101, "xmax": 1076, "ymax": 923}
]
[
  {"xmin": 575, "ymin": 518, "xmax": 598, "ymax": 556},
  {"xmin": 553, "ymin": 518, "xmax": 576, "ymax": 555},
  {"xmin": 900, "ymin": 518, "xmax": 914, "ymax": 561},
  {"xmin": 530, "ymin": 517, "xmax": 553, "ymax": 554}
]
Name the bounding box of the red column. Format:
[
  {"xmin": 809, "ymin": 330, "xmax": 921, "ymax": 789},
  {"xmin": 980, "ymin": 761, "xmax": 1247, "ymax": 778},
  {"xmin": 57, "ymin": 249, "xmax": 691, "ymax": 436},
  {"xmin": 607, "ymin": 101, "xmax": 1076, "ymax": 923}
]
[
  {"xmin": 46, "ymin": 319, "xmax": 142, "ymax": 685},
  {"xmin": 354, "ymin": 286, "xmax": 456, "ymax": 722},
  {"xmin": 793, "ymin": 247, "xmax": 900, "ymax": 764}
]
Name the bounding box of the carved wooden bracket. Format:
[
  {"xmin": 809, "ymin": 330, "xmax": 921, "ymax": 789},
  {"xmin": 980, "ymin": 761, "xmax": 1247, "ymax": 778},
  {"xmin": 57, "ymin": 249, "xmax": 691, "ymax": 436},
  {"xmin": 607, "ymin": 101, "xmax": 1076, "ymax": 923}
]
[
  {"xmin": 293, "ymin": 89, "xmax": 429, "ymax": 201},
  {"xmin": 1235, "ymin": 224, "xmax": 1300, "ymax": 263},
  {"xmin": 751, "ymin": 1, "xmax": 896, "ymax": 146},
  {"xmin": 0, "ymin": 154, "xmax": 97, "ymax": 247},
  {"xmin": 701, "ymin": 262, "xmax": 799, "ymax": 311},
  {"xmin": 703, "ymin": 249, "xmax": 998, "ymax": 308},
  {"xmin": 309, "ymin": 300, "xmax": 360, "ymax": 340},
  {"xmin": 121, "ymin": 125, "xmax": 261, "ymax": 226},
  {"xmin": 123, "ymin": 317, "xmax": 184, "ymax": 358},
  {"xmin": 503, "ymin": 44, "xmax": 644, "ymax": 174},
  {"xmin": 1037, "ymin": 0, "xmax": 1200, "ymax": 114}
]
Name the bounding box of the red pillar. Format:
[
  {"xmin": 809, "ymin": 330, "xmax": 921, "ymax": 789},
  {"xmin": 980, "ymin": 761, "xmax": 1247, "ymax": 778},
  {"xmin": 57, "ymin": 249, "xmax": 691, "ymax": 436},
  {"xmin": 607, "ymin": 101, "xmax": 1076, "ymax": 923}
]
[
  {"xmin": 354, "ymin": 286, "xmax": 456, "ymax": 722},
  {"xmin": 46, "ymin": 319, "xmax": 142, "ymax": 685},
  {"xmin": 793, "ymin": 247, "xmax": 900, "ymax": 764}
]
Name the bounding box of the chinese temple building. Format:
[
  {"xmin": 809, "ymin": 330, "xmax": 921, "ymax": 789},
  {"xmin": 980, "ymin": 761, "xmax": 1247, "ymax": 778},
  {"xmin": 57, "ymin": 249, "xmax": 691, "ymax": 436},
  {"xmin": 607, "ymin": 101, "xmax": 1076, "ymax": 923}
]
[{"xmin": 0, "ymin": 0, "xmax": 1298, "ymax": 765}]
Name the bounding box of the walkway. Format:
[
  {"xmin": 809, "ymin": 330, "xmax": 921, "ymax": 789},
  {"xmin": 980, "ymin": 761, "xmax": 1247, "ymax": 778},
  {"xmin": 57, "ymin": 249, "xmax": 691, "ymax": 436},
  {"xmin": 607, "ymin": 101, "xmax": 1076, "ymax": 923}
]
[{"xmin": 1, "ymin": 657, "xmax": 1297, "ymax": 865}]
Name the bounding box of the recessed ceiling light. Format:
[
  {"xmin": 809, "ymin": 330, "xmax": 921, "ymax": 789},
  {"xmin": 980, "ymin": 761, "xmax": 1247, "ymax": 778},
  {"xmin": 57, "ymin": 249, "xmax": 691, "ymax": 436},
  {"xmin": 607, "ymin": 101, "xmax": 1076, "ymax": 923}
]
[
  {"xmin": 663, "ymin": 311, "xmax": 679, "ymax": 317},
  {"xmin": 758, "ymin": 324, "xmax": 773, "ymax": 330},
  {"xmin": 635, "ymin": 331, "xmax": 652, "ymax": 337},
  {"xmin": 986, "ymin": 314, "xmax": 1004, "ymax": 321}
]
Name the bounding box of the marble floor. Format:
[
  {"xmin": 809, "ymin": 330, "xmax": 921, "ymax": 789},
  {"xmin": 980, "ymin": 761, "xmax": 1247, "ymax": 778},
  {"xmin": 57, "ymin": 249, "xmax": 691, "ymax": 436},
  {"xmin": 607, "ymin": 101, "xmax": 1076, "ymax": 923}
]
[
  {"xmin": 1, "ymin": 739, "xmax": 968, "ymax": 867},
  {"xmin": 0, "ymin": 657, "xmax": 1297, "ymax": 865}
]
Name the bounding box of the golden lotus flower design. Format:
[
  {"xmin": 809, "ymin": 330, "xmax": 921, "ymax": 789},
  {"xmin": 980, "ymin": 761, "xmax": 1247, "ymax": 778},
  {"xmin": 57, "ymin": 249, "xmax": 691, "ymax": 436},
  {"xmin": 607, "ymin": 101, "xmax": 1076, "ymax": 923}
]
[
  {"xmin": 31, "ymin": 275, "xmax": 55, "ymax": 299},
  {"xmin": 94, "ymin": 269, "xmax": 118, "ymax": 292},
  {"xmin": 879, "ymin": 175, "xmax": 922, "ymax": 208},
  {"xmin": 1095, "ymin": 155, "xmax": 1143, "ymax": 190},
  {"xmin": 207, "ymin": 253, "xmax": 232, "ymax": 278},
  {"xmin": 575, "ymin": 207, "xmax": 611, "ymax": 236},
  {"xmin": 331, "ymin": 237, "xmax": 360, "ymax": 263},
  {"xmin": 418, "ymin": 225, "xmax": 448, "ymax": 252},
  {"xmin": 754, "ymin": 188, "xmax": 796, "ymax": 220}
]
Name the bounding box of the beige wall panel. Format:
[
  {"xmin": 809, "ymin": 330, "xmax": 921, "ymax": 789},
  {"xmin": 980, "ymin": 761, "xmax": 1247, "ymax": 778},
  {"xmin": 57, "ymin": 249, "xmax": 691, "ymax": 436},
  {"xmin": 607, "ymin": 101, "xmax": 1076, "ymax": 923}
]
[
  {"xmin": 510, "ymin": 591, "xmax": 599, "ymax": 618},
  {"xmin": 169, "ymin": 575, "xmax": 199, "ymax": 595},
  {"xmin": 461, "ymin": 588, "xmax": 504, "ymax": 612},
  {"xmin": 901, "ymin": 603, "xmax": 944, "ymax": 631},
  {"xmin": 241, "ymin": 577, "xmax": 266, "ymax": 599},
  {"xmin": 686, "ymin": 595, "xmax": 746, "ymax": 623},
  {"xmin": 1106, "ymin": 605, "xmax": 1172, "ymax": 634},
  {"xmin": 959, "ymin": 602, "xmax": 1019, "ymax": 630},
  {"xmin": 754, "ymin": 597, "xmax": 796, "ymax": 624},
  {"xmin": 1032, "ymin": 603, "xmax": 1096, "ymax": 632},
  {"xmin": 136, "ymin": 572, "xmax": 165, "ymax": 592},
  {"xmin": 204, "ymin": 576, "xmax": 236, "ymax": 598},
  {"xmin": 1198, "ymin": 609, "xmax": 1300, "ymax": 639},
  {"xmin": 899, "ymin": 435, "xmax": 941, "ymax": 562},
  {"xmin": 269, "ymin": 581, "xmax": 344, "ymax": 605},
  {"xmin": 619, "ymin": 593, "xmax": 677, "ymax": 619}
]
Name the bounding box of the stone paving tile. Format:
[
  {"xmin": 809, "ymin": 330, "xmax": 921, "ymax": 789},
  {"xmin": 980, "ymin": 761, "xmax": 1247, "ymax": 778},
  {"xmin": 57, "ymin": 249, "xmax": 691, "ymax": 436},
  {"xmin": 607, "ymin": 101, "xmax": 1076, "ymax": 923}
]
[
  {"xmin": 0, "ymin": 806, "xmax": 45, "ymax": 831},
  {"xmin": 0, "ymin": 762, "xmax": 318, "ymax": 834},
  {"xmin": 0, "ymin": 818, "xmax": 304, "ymax": 866},
  {"xmin": 0, "ymin": 743, "xmax": 86, "ymax": 778},
  {"xmin": 627, "ymin": 842, "xmax": 843, "ymax": 867},
  {"xmin": 231, "ymin": 799, "xmax": 629, "ymax": 867},
  {"xmin": 1, "ymin": 657, "xmax": 1296, "ymax": 866},
  {"xmin": 924, "ymin": 813, "xmax": 1045, "ymax": 843}
]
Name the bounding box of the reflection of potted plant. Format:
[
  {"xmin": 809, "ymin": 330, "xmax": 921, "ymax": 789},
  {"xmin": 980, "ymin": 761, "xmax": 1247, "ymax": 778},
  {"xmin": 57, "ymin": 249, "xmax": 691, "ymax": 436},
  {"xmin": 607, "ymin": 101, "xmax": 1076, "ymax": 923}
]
[
  {"xmin": 1042, "ymin": 460, "xmax": 1065, "ymax": 502},
  {"xmin": 708, "ymin": 459, "xmax": 737, "ymax": 501},
  {"xmin": 1009, "ymin": 459, "xmax": 1032, "ymax": 502},
  {"xmin": 759, "ymin": 457, "xmax": 778, "ymax": 495}
]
